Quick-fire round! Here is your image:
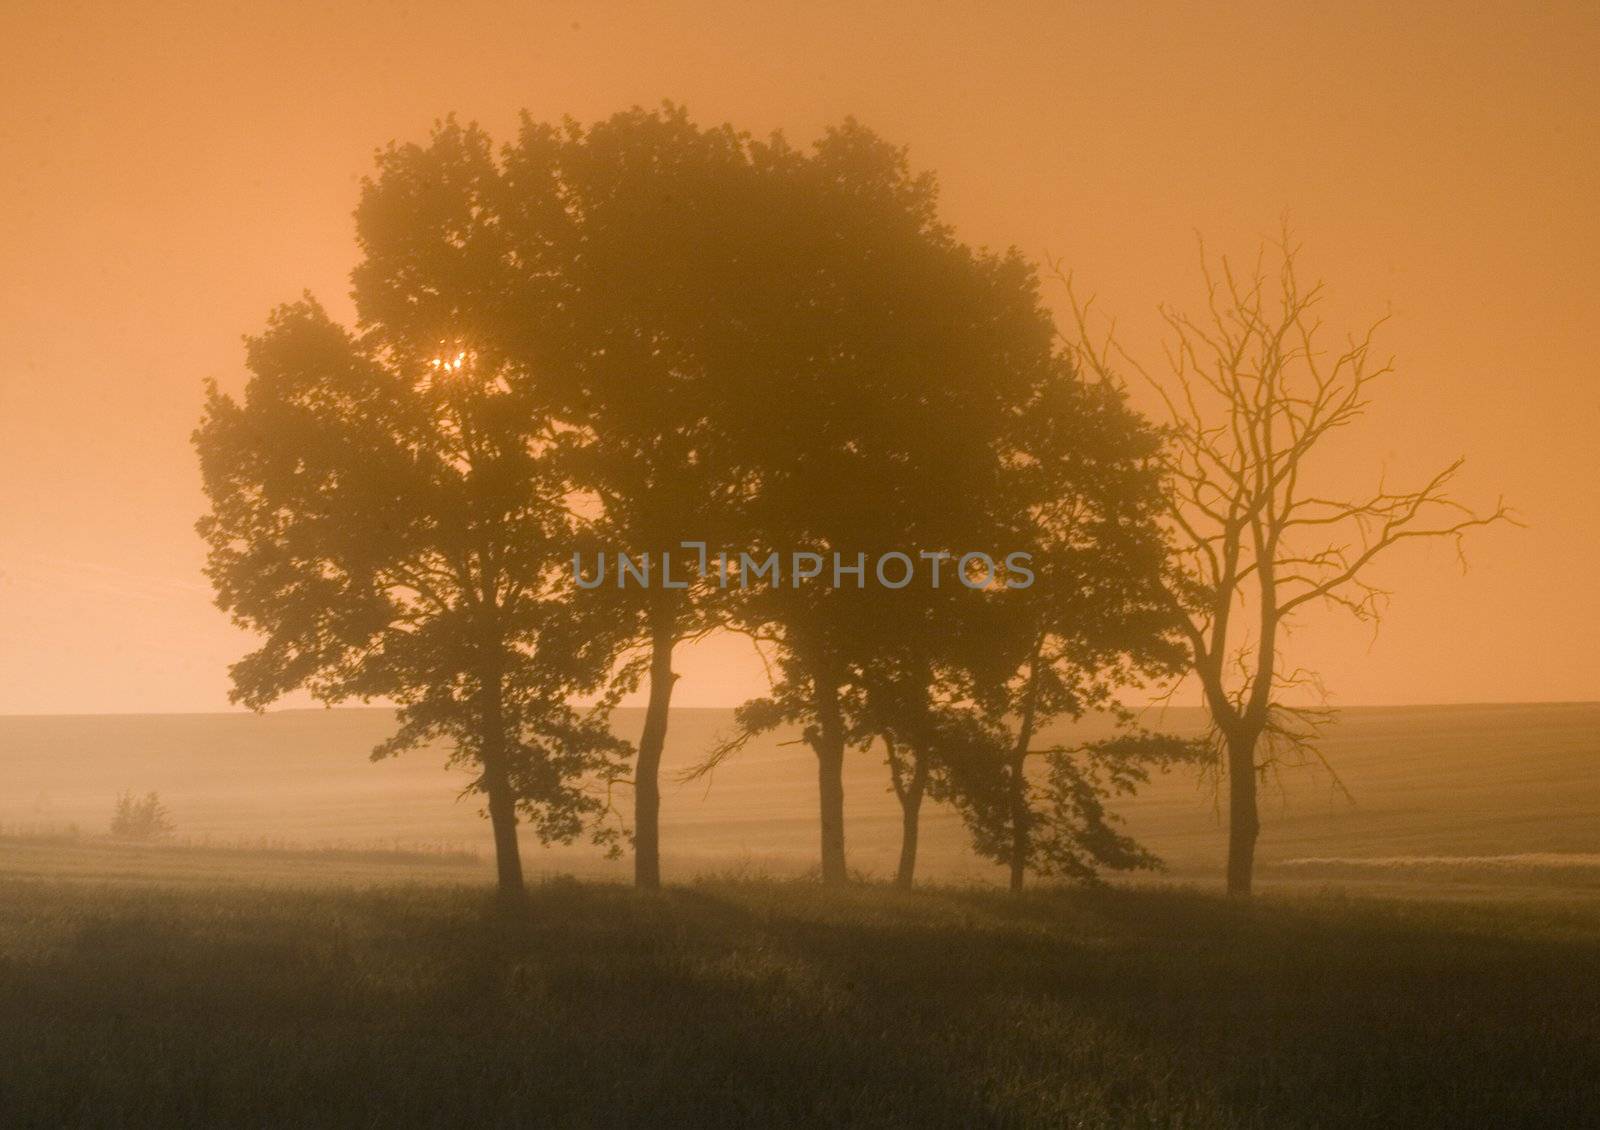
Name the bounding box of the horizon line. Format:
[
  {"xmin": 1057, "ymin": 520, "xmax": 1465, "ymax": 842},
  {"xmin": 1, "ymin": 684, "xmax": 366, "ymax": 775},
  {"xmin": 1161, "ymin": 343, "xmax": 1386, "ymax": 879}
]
[{"xmin": 2, "ymin": 699, "xmax": 1596, "ymax": 721}]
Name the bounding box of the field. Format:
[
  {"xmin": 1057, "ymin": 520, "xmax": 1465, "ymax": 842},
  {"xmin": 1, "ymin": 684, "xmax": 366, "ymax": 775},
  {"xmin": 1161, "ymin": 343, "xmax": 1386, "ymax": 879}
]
[
  {"xmin": 2, "ymin": 863, "xmax": 1598, "ymax": 1127},
  {"xmin": 2, "ymin": 702, "xmax": 1598, "ymax": 1125},
  {"xmin": 3, "ymin": 702, "xmax": 1598, "ymax": 890}
]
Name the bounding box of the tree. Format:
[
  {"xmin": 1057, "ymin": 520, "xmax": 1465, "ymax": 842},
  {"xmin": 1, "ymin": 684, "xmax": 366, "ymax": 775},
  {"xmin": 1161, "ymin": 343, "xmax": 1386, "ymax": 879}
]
[
  {"xmin": 685, "ymin": 122, "xmax": 1192, "ymax": 889},
  {"xmin": 510, "ymin": 107, "xmax": 765, "ymax": 890},
  {"xmin": 950, "ymin": 729, "xmax": 1198, "ymax": 886},
  {"xmin": 849, "ymin": 361, "xmax": 1188, "ymax": 891},
  {"xmin": 774, "ymin": 579, "xmax": 1015, "ymax": 890},
  {"xmin": 195, "ymin": 299, "xmax": 627, "ymax": 899},
  {"xmin": 353, "ymin": 108, "xmax": 773, "ymax": 890},
  {"xmin": 971, "ymin": 369, "xmax": 1191, "ymax": 891},
  {"xmin": 860, "ymin": 623, "xmax": 1005, "ymax": 890},
  {"xmin": 707, "ymin": 121, "xmax": 1060, "ymax": 885},
  {"xmin": 1066, "ymin": 234, "xmax": 1514, "ymax": 896}
]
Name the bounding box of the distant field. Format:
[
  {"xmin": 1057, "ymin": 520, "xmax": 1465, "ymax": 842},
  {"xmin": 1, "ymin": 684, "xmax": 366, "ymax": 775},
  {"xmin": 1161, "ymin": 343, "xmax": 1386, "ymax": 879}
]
[{"xmin": 2, "ymin": 702, "xmax": 1596, "ymax": 893}]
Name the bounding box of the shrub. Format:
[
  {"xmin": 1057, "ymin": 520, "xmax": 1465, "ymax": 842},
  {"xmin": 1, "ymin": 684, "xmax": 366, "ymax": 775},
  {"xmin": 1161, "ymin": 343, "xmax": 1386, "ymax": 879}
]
[{"xmin": 110, "ymin": 792, "xmax": 174, "ymax": 841}]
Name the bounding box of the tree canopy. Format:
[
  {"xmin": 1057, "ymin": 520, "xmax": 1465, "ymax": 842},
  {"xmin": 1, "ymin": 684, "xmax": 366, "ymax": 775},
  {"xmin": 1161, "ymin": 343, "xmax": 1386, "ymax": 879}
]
[
  {"xmin": 195, "ymin": 299, "xmax": 627, "ymax": 896},
  {"xmin": 199, "ymin": 103, "xmax": 1201, "ymax": 893}
]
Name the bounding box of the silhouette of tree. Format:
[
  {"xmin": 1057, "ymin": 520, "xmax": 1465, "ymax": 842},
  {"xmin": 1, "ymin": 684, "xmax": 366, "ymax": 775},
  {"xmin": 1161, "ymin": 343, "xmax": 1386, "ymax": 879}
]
[
  {"xmin": 965, "ymin": 369, "xmax": 1192, "ymax": 891},
  {"xmin": 847, "ymin": 368, "xmax": 1187, "ymax": 891},
  {"xmin": 1065, "ymin": 233, "xmax": 1515, "ymax": 896},
  {"xmin": 198, "ymin": 106, "xmax": 1211, "ymax": 899},
  {"xmin": 195, "ymin": 299, "xmax": 627, "ymax": 898},
  {"xmin": 853, "ymin": 604, "xmax": 1012, "ymax": 890},
  {"xmin": 511, "ymin": 107, "xmax": 765, "ymax": 890},
  {"xmin": 351, "ymin": 108, "xmax": 776, "ymax": 890},
  {"xmin": 948, "ymin": 728, "xmax": 1198, "ymax": 886},
  {"xmin": 699, "ymin": 123, "xmax": 1059, "ymax": 885},
  {"xmin": 687, "ymin": 122, "xmax": 1186, "ymax": 887}
]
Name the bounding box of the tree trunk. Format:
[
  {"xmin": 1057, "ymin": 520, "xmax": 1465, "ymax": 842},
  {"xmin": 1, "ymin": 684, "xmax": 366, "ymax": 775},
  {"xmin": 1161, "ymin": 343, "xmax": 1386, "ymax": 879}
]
[
  {"xmin": 1225, "ymin": 731, "xmax": 1260, "ymax": 897},
  {"xmin": 811, "ymin": 668, "xmax": 848, "ymax": 886},
  {"xmin": 817, "ymin": 746, "xmax": 846, "ymax": 885},
  {"xmin": 484, "ymin": 764, "xmax": 524, "ymax": 897},
  {"xmin": 633, "ymin": 610, "xmax": 678, "ymax": 891},
  {"xmin": 478, "ymin": 664, "xmax": 524, "ymax": 898},
  {"xmin": 1008, "ymin": 637, "xmax": 1045, "ymax": 894},
  {"xmin": 1007, "ymin": 750, "xmax": 1029, "ymax": 894},
  {"xmin": 894, "ymin": 751, "xmax": 929, "ymax": 890}
]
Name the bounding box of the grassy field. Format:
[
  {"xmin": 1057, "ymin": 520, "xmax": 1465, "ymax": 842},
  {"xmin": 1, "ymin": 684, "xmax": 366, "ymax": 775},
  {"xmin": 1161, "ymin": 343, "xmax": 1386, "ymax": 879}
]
[
  {"xmin": 1, "ymin": 850, "xmax": 1597, "ymax": 1127},
  {"xmin": 2, "ymin": 703, "xmax": 1598, "ymax": 1125}
]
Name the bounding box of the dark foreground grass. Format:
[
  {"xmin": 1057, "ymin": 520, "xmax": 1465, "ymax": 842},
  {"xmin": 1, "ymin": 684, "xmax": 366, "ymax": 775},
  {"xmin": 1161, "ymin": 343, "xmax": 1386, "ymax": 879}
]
[{"xmin": 1, "ymin": 874, "xmax": 1597, "ymax": 1128}]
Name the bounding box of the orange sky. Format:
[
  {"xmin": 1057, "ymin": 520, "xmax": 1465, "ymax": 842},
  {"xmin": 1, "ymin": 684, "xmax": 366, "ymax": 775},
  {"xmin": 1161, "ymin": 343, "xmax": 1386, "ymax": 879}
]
[{"xmin": 2, "ymin": 1, "xmax": 1595, "ymax": 714}]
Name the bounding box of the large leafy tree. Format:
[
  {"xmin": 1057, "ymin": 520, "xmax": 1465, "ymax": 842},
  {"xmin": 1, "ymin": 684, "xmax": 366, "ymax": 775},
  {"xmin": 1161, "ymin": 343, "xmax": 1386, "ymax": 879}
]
[
  {"xmin": 195, "ymin": 166, "xmax": 628, "ymax": 895},
  {"xmin": 510, "ymin": 107, "xmax": 764, "ymax": 889},
  {"xmin": 708, "ymin": 123, "xmax": 1082, "ymax": 885},
  {"xmin": 852, "ymin": 363, "xmax": 1191, "ymax": 890},
  {"xmin": 352, "ymin": 109, "xmax": 774, "ymax": 890}
]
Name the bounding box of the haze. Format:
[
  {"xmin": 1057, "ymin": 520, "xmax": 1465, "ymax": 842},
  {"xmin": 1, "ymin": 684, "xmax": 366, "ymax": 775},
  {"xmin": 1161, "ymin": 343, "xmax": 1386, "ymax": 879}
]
[{"xmin": 2, "ymin": 0, "xmax": 1594, "ymax": 714}]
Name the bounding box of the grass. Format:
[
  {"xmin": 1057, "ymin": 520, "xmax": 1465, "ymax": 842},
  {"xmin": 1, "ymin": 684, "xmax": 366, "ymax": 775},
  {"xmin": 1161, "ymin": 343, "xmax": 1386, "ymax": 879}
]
[
  {"xmin": 2, "ymin": 853, "xmax": 1598, "ymax": 1127},
  {"xmin": 2, "ymin": 703, "xmax": 1596, "ymax": 1123}
]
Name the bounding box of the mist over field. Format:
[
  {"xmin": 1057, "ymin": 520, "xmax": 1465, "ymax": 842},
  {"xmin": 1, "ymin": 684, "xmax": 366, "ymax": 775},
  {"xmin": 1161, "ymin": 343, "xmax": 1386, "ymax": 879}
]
[{"xmin": 6, "ymin": 702, "xmax": 1595, "ymax": 893}]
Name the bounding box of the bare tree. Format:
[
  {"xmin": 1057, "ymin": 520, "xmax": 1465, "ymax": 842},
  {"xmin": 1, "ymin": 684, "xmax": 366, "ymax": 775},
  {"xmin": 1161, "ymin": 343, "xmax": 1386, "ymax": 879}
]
[{"xmin": 1064, "ymin": 233, "xmax": 1515, "ymax": 896}]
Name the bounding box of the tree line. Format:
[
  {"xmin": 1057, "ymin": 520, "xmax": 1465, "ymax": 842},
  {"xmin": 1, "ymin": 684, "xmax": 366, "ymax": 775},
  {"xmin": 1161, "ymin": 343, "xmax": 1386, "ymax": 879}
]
[{"xmin": 195, "ymin": 105, "xmax": 1508, "ymax": 899}]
